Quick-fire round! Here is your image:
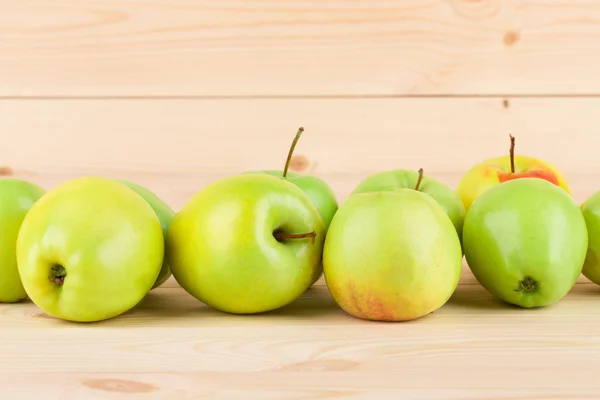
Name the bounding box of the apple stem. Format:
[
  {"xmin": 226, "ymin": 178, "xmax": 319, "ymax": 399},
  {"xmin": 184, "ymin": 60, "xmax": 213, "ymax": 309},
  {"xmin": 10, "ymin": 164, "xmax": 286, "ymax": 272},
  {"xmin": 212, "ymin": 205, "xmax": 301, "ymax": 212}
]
[
  {"xmin": 282, "ymin": 127, "xmax": 305, "ymax": 178},
  {"xmin": 509, "ymin": 134, "xmax": 515, "ymax": 173},
  {"xmin": 414, "ymin": 168, "xmax": 424, "ymax": 191},
  {"xmin": 48, "ymin": 264, "xmax": 66, "ymax": 287},
  {"xmin": 274, "ymin": 231, "xmax": 317, "ymax": 244}
]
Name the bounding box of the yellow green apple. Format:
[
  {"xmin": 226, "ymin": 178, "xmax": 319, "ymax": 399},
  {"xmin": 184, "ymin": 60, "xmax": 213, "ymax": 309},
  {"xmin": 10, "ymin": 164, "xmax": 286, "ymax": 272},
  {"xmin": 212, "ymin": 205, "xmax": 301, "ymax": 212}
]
[
  {"xmin": 243, "ymin": 127, "xmax": 337, "ymax": 285},
  {"xmin": 167, "ymin": 173, "xmax": 326, "ymax": 314},
  {"xmin": 16, "ymin": 177, "xmax": 165, "ymax": 322},
  {"xmin": 118, "ymin": 180, "xmax": 175, "ymax": 289},
  {"xmin": 323, "ymin": 187, "xmax": 463, "ymax": 322},
  {"xmin": 457, "ymin": 135, "xmax": 571, "ymax": 211},
  {"xmin": 462, "ymin": 178, "xmax": 587, "ymax": 308},
  {"xmin": 0, "ymin": 178, "xmax": 46, "ymax": 303}
]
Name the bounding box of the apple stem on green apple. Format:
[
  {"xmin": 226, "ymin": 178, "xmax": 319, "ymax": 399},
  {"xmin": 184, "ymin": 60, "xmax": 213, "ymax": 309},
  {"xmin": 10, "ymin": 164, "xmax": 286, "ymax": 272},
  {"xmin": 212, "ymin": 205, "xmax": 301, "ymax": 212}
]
[
  {"xmin": 274, "ymin": 230, "xmax": 317, "ymax": 244},
  {"xmin": 48, "ymin": 264, "xmax": 67, "ymax": 286},
  {"xmin": 414, "ymin": 168, "xmax": 424, "ymax": 191},
  {"xmin": 282, "ymin": 127, "xmax": 305, "ymax": 178},
  {"xmin": 509, "ymin": 134, "xmax": 516, "ymax": 173}
]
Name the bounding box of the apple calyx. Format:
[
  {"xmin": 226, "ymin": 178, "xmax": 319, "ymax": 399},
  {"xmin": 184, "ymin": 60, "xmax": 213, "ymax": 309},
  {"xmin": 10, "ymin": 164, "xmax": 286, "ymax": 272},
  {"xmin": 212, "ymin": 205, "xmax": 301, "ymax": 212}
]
[
  {"xmin": 274, "ymin": 230, "xmax": 317, "ymax": 244},
  {"xmin": 514, "ymin": 276, "xmax": 538, "ymax": 293},
  {"xmin": 48, "ymin": 264, "xmax": 66, "ymax": 286},
  {"xmin": 509, "ymin": 134, "xmax": 516, "ymax": 174},
  {"xmin": 414, "ymin": 168, "xmax": 424, "ymax": 191},
  {"xmin": 282, "ymin": 127, "xmax": 305, "ymax": 178}
]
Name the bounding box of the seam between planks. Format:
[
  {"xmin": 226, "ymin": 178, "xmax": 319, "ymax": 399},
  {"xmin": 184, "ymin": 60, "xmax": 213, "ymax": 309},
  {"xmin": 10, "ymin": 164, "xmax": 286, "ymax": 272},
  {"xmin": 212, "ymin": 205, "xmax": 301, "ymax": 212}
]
[{"xmin": 4, "ymin": 94, "xmax": 600, "ymax": 100}]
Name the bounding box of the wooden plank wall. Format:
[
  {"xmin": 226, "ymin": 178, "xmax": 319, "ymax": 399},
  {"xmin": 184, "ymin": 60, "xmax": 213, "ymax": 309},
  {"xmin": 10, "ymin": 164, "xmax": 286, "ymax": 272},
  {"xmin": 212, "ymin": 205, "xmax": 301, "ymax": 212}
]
[{"xmin": 2, "ymin": 1, "xmax": 600, "ymax": 284}]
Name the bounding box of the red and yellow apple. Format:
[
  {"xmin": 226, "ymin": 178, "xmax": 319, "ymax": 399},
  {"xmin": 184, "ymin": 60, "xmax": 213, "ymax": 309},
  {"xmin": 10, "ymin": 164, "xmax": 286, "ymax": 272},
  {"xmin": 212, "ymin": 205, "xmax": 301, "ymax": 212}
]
[{"xmin": 457, "ymin": 135, "xmax": 571, "ymax": 211}]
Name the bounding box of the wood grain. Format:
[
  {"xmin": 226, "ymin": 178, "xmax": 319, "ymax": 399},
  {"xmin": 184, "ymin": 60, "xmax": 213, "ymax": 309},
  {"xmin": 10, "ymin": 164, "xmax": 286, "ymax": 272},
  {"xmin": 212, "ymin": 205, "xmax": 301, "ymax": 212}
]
[
  {"xmin": 1, "ymin": 284, "xmax": 600, "ymax": 399},
  {"xmin": 2, "ymin": 0, "xmax": 600, "ymax": 97},
  {"xmin": 2, "ymin": 372, "xmax": 600, "ymax": 400}
]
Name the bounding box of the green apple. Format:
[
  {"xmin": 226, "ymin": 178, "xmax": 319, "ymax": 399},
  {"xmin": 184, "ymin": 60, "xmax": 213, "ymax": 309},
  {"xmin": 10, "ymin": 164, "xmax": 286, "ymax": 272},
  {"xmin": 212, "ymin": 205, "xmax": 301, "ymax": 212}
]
[
  {"xmin": 167, "ymin": 173, "xmax": 326, "ymax": 314},
  {"xmin": 323, "ymin": 188, "xmax": 463, "ymax": 322},
  {"xmin": 243, "ymin": 127, "xmax": 337, "ymax": 285},
  {"xmin": 0, "ymin": 178, "xmax": 46, "ymax": 303},
  {"xmin": 579, "ymin": 191, "xmax": 600, "ymax": 285},
  {"xmin": 118, "ymin": 180, "xmax": 175, "ymax": 289},
  {"xmin": 352, "ymin": 168, "xmax": 465, "ymax": 243},
  {"xmin": 462, "ymin": 178, "xmax": 587, "ymax": 308},
  {"xmin": 243, "ymin": 127, "xmax": 337, "ymax": 230},
  {"xmin": 16, "ymin": 176, "xmax": 165, "ymax": 322}
]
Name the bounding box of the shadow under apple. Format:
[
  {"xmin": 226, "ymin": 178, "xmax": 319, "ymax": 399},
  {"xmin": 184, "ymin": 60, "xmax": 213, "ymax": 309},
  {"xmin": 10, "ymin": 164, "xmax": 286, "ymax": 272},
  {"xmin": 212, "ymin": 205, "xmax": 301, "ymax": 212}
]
[
  {"xmin": 124, "ymin": 289, "xmax": 218, "ymax": 318},
  {"xmin": 121, "ymin": 284, "xmax": 341, "ymax": 323},
  {"xmin": 446, "ymin": 285, "xmax": 520, "ymax": 311},
  {"xmin": 568, "ymin": 282, "xmax": 600, "ymax": 296},
  {"xmin": 256, "ymin": 286, "xmax": 342, "ymax": 318}
]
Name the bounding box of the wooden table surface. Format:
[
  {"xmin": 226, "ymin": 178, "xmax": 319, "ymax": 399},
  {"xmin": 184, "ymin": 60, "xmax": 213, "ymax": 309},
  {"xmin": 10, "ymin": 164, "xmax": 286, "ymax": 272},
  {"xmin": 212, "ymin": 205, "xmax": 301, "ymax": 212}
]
[
  {"xmin": 2, "ymin": 269, "xmax": 600, "ymax": 399},
  {"xmin": 3, "ymin": 1, "xmax": 600, "ymax": 398}
]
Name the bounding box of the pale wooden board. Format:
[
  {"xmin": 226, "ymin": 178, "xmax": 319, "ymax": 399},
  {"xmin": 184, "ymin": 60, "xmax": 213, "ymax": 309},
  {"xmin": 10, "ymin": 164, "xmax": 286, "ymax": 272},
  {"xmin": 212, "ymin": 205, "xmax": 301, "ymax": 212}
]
[
  {"xmin": 1, "ymin": 97, "xmax": 599, "ymax": 204},
  {"xmin": 2, "ymin": 0, "xmax": 600, "ymax": 96},
  {"xmin": 1, "ymin": 284, "xmax": 600, "ymax": 399}
]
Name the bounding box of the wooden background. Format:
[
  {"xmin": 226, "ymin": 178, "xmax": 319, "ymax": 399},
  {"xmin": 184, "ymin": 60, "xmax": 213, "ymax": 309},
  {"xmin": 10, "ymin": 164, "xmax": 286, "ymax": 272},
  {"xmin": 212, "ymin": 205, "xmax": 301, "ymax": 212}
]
[
  {"xmin": 3, "ymin": 2, "xmax": 600, "ymax": 398},
  {"xmin": 4, "ymin": 0, "xmax": 600, "ymax": 206},
  {"xmin": 4, "ymin": 0, "xmax": 600, "ymax": 284}
]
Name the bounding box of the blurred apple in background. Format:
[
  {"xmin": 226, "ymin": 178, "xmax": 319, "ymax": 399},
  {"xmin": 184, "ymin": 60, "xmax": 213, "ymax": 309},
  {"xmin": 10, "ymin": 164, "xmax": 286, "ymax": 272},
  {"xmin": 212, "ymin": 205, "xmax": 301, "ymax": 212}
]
[
  {"xmin": 352, "ymin": 168, "xmax": 465, "ymax": 245},
  {"xmin": 579, "ymin": 191, "xmax": 600, "ymax": 286},
  {"xmin": 0, "ymin": 179, "xmax": 46, "ymax": 303},
  {"xmin": 119, "ymin": 180, "xmax": 175, "ymax": 290},
  {"xmin": 457, "ymin": 135, "xmax": 571, "ymax": 211}
]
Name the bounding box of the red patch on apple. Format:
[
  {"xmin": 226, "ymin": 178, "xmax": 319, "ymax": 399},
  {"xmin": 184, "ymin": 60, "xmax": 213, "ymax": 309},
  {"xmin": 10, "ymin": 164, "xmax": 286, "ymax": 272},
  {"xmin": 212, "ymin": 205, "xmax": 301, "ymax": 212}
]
[
  {"xmin": 342, "ymin": 281, "xmax": 397, "ymax": 321},
  {"xmin": 497, "ymin": 170, "xmax": 560, "ymax": 186}
]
